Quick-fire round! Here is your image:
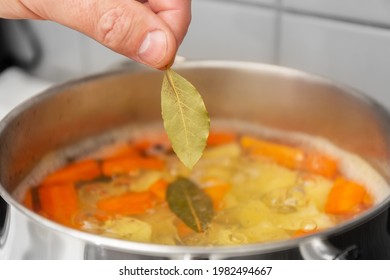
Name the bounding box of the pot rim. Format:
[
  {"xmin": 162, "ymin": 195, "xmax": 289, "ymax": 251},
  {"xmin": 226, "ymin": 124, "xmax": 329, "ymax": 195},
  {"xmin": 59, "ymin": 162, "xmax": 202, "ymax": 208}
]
[{"xmin": 1, "ymin": 60, "xmax": 390, "ymax": 258}]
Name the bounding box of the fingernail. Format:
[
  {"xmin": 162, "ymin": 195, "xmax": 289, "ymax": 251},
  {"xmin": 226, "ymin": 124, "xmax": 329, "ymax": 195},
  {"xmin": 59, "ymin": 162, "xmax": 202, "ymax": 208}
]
[{"xmin": 138, "ymin": 30, "xmax": 167, "ymax": 66}]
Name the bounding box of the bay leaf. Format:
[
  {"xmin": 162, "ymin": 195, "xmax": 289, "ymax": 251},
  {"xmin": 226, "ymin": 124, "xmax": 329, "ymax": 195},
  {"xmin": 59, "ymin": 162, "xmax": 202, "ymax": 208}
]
[
  {"xmin": 161, "ymin": 68, "xmax": 210, "ymax": 169},
  {"xmin": 166, "ymin": 177, "xmax": 214, "ymax": 233}
]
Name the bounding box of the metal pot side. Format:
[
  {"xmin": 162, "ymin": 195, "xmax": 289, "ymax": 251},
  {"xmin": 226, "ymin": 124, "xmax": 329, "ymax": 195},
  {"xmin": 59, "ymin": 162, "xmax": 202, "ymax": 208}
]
[{"xmin": 1, "ymin": 61, "xmax": 390, "ymax": 259}]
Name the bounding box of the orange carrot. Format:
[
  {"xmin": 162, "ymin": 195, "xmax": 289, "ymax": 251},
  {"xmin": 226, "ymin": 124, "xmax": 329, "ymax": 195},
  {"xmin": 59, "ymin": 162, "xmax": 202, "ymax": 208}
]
[
  {"xmin": 325, "ymin": 177, "xmax": 368, "ymax": 215},
  {"xmin": 241, "ymin": 136, "xmax": 338, "ymax": 178},
  {"xmin": 102, "ymin": 157, "xmax": 165, "ymax": 176},
  {"xmin": 22, "ymin": 189, "xmax": 33, "ymax": 210},
  {"xmin": 241, "ymin": 136, "xmax": 304, "ymax": 169},
  {"xmin": 203, "ymin": 183, "xmax": 231, "ymax": 211},
  {"xmin": 176, "ymin": 220, "xmax": 194, "ymax": 238},
  {"xmin": 303, "ymin": 152, "xmax": 338, "ymax": 178},
  {"xmin": 93, "ymin": 211, "xmax": 111, "ymax": 222},
  {"xmin": 133, "ymin": 135, "xmax": 171, "ymax": 154},
  {"xmin": 149, "ymin": 179, "xmax": 169, "ymax": 202},
  {"xmin": 97, "ymin": 191, "xmax": 153, "ymax": 215},
  {"xmin": 363, "ymin": 192, "xmax": 374, "ymax": 207},
  {"xmin": 207, "ymin": 131, "xmax": 236, "ymax": 146},
  {"xmin": 38, "ymin": 182, "xmax": 78, "ymax": 227},
  {"xmin": 42, "ymin": 159, "xmax": 101, "ymax": 186}
]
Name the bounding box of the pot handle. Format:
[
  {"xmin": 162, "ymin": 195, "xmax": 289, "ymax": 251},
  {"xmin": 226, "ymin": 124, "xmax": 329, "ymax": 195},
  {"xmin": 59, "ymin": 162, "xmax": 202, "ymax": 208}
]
[{"xmin": 299, "ymin": 238, "xmax": 359, "ymax": 260}]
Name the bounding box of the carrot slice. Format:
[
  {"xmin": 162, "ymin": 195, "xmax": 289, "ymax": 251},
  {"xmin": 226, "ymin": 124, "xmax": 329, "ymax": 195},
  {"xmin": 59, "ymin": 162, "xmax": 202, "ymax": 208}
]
[
  {"xmin": 42, "ymin": 159, "xmax": 101, "ymax": 186},
  {"xmin": 22, "ymin": 189, "xmax": 33, "ymax": 210},
  {"xmin": 303, "ymin": 153, "xmax": 338, "ymax": 178},
  {"xmin": 38, "ymin": 182, "xmax": 78, "ymax": 227},
  {"xmin": 176, "ymin": 220, "xmax": 194, "ymax": 238},
  {"xmin": 97, "ymin": 191, "xmax": 153, "ymax": 215},
  {"xmin": 102, "ymin": 157, "xmax": 165, "ymax": 176},
  {"xmin": 149, "ymin": 179, "xmax": 169, "ymax": 202},
  {"xmin": 241, "ymin": 136, "xmax": 304, "ymax": 169},
  {"xmin": 203, "ymin": 183, "xmax": 231, "ymax": 211},
  {"xmin": 325, "ymin": 177, "xmax": 367, "ymax": 215},
  {"xmin": 241, "ymin": 136, "xmax": 338, "ymax": 178},
  {"xmin": 363, "ymin": 192, "xmax": 374, "ymax": 207},
  {"xmin": 133, "ymin": 134, "xmax": 171, "ymax": 154},
  {"xmin": 207, "ymin": 131, "xmax": 236, "ymax": 146}
]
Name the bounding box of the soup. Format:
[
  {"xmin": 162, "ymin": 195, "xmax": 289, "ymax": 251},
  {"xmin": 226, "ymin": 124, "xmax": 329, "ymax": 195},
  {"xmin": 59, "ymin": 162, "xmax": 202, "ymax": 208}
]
[{"xmin": 19, "ymin": 120, "xmax": 388, "ymax": 246}]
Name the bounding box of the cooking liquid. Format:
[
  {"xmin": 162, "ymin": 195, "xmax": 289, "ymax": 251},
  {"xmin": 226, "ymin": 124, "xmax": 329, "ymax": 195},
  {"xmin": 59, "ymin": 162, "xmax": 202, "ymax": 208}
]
[{"xmin": 16, "ymin": 120, "xmax": 390, "ymax": 246}]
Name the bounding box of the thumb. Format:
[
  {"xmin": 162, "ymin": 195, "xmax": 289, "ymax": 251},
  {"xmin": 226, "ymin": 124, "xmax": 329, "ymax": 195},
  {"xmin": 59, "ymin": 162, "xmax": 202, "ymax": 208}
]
[{"xmin": 24, "ymin": 0, "xmax": 178, "ymax": 68}]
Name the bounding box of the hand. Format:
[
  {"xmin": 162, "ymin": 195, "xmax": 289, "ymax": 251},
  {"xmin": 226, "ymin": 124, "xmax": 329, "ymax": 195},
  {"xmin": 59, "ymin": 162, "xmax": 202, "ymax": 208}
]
[{"xmin": 0, "ymin": 0, "xmax": 191, "ymax": 69}]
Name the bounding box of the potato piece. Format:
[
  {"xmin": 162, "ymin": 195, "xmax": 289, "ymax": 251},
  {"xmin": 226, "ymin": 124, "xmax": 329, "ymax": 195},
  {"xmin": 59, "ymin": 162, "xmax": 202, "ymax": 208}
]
[
  {"xmin": 235, "ymin": 201, "xmax": 271, "ymax": 228},
  {"xmin": 207, "ymin": 224, "xmax": 248, "ymax": 246},
  {"xmin": 273, "ymin": 203, "xmax": 335, "ymax": 231},
  {"xmin": 231, "ymin": 159, "xmax": 298, "ymax": 202},
  {"xmin": 130, "ymin": 171, "xmax": 163, "ymax": 192},
  {"xmin": 141, "ymin": 206, "xmax": 177, "ymax": 245},
  {"xmin": 203, "ymin": 143, "xmax": 241, "ymax": 159},
  {"xmin": 303, "ymin": 176, "xmax": 333, "ymax": 211},
  {"xmin": 238, "ymin": 222, "xmax": 290, "ymax": 243},
  {"xmin": 103, "ymin": 217, "xmax": 152, "ymax": 242}
]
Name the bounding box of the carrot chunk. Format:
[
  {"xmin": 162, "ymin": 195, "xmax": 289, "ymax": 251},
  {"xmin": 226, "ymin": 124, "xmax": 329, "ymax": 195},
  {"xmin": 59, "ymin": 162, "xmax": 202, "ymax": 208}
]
[
  {"xmin": 149, "ymin": 179, "xmax": 169, "ymax": 202},
  {"xmin": 176, "ymin": 220, "xmax": 194, "ymax": 238},
  {"xmin": 42, "ymin": 159, "xmax": 101, "ymax": 186},
  {"xmin": 38, "ymin": 182, "xmax": 78, "ymax": 227},
  {"xmin": 325, "ymin": 177, "xmax": 368, "ymax": 215},
  {"xmin": 241, "ymin": 136, "xmax": 338, "ymax": 178},
  {"xmin": 97, "ymin": 191, "xmax": 153, "ymax": 215},
  {"xmin": 22, "ymin": 189, "xmax": 33, "ymax": 210},
  {"xmin": 102, "ymin": 157, "xmax": 165, "ymax": 176},
  {"xmin": 303, "ymin": 152, "xmax": 338, "ymax": 178},
  {"xmin": 241, "ymin": 136, "xmax": 304, "ymax": 169},
  {"xmin": 133, "ymin": 134, "xmax": 171, "ymax": 154},
  {"xmin": 207, "ymin": 131, "xmax": 236, "ymax": 146},
  {"xmin": 203, "ymin": 183, "xmax": 231, "ymax": 211}
]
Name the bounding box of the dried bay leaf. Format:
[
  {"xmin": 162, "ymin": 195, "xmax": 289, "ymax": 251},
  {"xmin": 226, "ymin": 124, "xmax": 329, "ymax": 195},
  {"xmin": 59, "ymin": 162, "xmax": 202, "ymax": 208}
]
[
  {"xmin": 161, "ymin": 68, "xmax": 210, "ymax": 169},
  {"xmin": 166, "ymin": 177, "xmax": 214, "ymax": 233}
]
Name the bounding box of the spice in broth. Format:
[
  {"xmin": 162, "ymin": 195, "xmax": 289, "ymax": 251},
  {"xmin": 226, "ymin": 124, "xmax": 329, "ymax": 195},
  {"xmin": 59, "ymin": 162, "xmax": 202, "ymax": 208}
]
[{"xmin": 20, "ymin": 121, "xmax": 388, "ymax": 246}]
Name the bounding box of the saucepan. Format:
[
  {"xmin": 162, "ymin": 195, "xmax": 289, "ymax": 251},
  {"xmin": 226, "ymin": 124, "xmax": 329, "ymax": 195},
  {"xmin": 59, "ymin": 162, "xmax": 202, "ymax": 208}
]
[{"xmin": 1, "ymin": 61, "xmax": 390, "ymax": 259}]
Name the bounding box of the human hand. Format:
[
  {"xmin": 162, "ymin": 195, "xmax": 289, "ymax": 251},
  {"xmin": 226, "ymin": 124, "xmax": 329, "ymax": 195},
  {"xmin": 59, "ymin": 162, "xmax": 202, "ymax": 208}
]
[{"xmin": 0, "ymin": 0, "xmax": 191, "ymax": 69}]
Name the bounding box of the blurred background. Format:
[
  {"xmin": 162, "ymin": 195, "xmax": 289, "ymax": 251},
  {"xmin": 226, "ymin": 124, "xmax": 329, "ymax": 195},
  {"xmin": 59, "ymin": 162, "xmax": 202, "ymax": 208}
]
[{"xmin": 1, "ymin": 0, "xmax": 390, "ymax": 117}]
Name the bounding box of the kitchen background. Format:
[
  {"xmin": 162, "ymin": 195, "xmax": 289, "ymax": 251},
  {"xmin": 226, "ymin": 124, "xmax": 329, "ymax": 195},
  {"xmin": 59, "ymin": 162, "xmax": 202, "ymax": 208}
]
[{"xmin": 1, "ymin": 0, "xmax": 390, "ymax": 116}]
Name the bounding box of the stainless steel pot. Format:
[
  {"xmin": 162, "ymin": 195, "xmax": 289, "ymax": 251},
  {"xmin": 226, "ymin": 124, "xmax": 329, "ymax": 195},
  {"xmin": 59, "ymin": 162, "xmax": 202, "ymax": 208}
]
[{"xmin": 1, "ymin": 61, "xmax": 390, "ymax": 259}]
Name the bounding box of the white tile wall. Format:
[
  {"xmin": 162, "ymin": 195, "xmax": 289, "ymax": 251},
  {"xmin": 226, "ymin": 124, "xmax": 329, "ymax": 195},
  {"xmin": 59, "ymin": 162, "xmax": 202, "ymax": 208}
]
[
  {"xmin": 280, "ymin": 14, "xmax": 390, "ymax": 108},
  {"xmin": 78, "ymin": 36, "xmax": 129, "ymax": 76},
  {"xmin": 28, "ymin": 21, "xmax": 85, "ymax": 81},
  {"xmin": 283, "ymin": 0, "xmax": 390, "ymax": 26},
  {"xmin": 179, "ymin": 0, "xmax": 277, "ymax": 63},
  {"xmin": 28, "ymin": 21, "xmax": 128, "ymax": 82}
]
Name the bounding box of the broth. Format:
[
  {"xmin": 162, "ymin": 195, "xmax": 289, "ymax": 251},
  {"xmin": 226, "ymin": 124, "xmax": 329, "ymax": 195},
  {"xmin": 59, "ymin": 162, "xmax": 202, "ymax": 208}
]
[{"xmin": 18, "ymin": 120, "xmax": 389, "ymax": 246}]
